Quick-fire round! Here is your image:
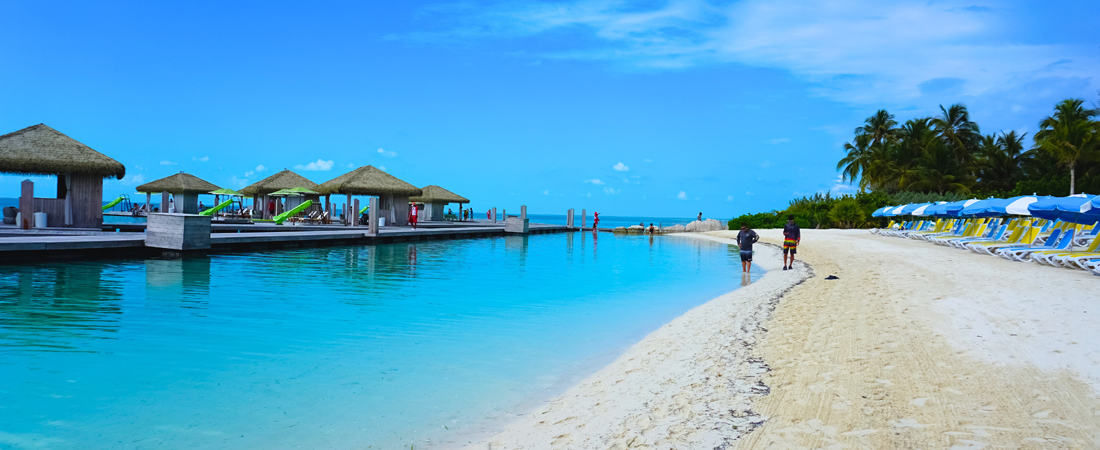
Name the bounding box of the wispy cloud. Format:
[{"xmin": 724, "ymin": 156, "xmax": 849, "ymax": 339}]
[
  {"xmin": 397, "ymin": 0, "xmax": 1099, "ymax": 106},
  {"xmin": 613, "ymin": 161, "xmax": 629, "ymax": 171},
  {"xmin": 294, "ymin": 159, "xmax": 335, "ymax": 171},
  {"xmin": 585, "ymin": 178, "xmax": 605, "ymax": 185},
  {"xmin": 160, "ymin": 160, "xmax": 177, "ymax": 166},
  {"xmin": 255, "ymin": 165, "xmax": 267, "ymax": 172},
  {"xmin": 677, "ymin": 190, "xmax": 688, "ymax": 200},
  {"xmin": 193, "ymin": 156, "xmax": 209, "ymax": 162},
  {"xmin": 726, "ymin": 195, "xmax": 734, "ymax": 201},
  {"xmin": 377, "ymin": 148, "xmax": 397, "ymax": 158},
  {"xmin": 604, "ymin": 186, "xmax": 620, "ymax": 194},
  {"xmin": 543, "ymin": 189, "xmax": 550, "ymax": 195},
  {"xmin": 745, "ymin": 191, "xmax": 755, "ymax": 195}
]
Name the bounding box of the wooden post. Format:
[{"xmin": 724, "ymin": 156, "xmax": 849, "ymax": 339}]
[
  {"xmin": 520, "ymin": 205, "xmax": 526, "ymax": 221},
  {"xmin": 19, "ymin": 180, "xmax": 33, "ymax": 230},
  {"xmin": 492, "ymin": 207, "xmax": 497, "ymax": 223},
  {"xmin": 368, "ymin": 197, "xmax": 378, "ymax": 235},
  {"xmin": 345, "ymin": 193, "xmax": 352, "ymax": 226},
  {"xmin": 161, "ymin": 192, "xmax": 170, "ymax": 214},
  {"xmin": 146, "ymin": 193, "xmax": 151, "ymax": 212},
  {"xmin": 353, "ymin": 199, "xmax": 360, "ymax": 226},
  {"xmin": 582, "ymin": 209, "xmax": 586, "ymax": 229},
  {"xmin": 567, "ymin": 209, "xmax": 574, "ymax": 228}
]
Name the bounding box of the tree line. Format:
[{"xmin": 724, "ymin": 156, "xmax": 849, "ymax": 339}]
[{"xmin": 729, "ymin": 98, "xmax": 1100, "ymax": 230}]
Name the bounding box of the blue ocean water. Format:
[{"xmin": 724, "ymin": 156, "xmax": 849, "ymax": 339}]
[
  {"xmin": 0, "ymin": 233, "xmax": 757, "ymax": 449},
  {"xmin": 527, "ymin": 214, "xmax": 701, "ymax": 229}
]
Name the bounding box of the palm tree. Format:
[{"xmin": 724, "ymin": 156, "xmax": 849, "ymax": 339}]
[
  {"xmin": 931, "ymin": 104, "xmax": 981, "ymax": 167},
  {"xmin": 908, "ymin": 138, "xmax": 975, "ymax": 194},
  {"xmin": 854, "ymin": 110, "xmax": 898, "ymax": 147},
  {"xmin": 1034, "ymin": 99, "xmax": 1100, "ymax": 195},
  {"xmin": 837, "ymin": 134, "xmax": 873, "ymax": 190},
  {"xmin": 977, "ymin": 131, "xmax": 1032, "ymax": 191}
]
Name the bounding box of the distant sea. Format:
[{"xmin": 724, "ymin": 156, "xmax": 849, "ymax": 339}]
[{"xmin": 528, "ymin": 214, "xmax": 700, "ymax": 229}]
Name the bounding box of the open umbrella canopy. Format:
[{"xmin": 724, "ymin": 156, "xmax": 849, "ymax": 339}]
[
  {"xmin": 270, "ymin": 187, "xmax": 319, "ymax": 196},
  {"xmin": 937, "ymin": 199, "xmax": 979, "ymax": 217},
  {"xmin": 871, "ymin": 206, "xmax": 893, "ymax": 217},
  {"xmin": 884, "ymin": 204, "xmax": 910, "ymax": 217},
  {"xmin": 409, "ymin": 185, "xmax": 470, "ymax": 204},
  {"xmin": 210, "ymin": 188, "xmax": 243, "ymax": 196},
  {"xmin": 900, "ymin": 203, "xmax": 929, "ymax": 215},
  {"xmin": 959, "ymin": 198, "xmax": 1003, "ymax": 217},
  {"xmin": 1028, "ymin": 194, "xmax": 1100, "ymax": 224},
  {"xmin": 960, "ymin": 196, "xmax": 1043, "ymax": 217},
  {"xmin": 1005, "ymin": 196, "xmax": 1043, "ymax": 216},
  {"xmin": 911, "ymin": 202, "xmax": 941, "ymax": 216}
]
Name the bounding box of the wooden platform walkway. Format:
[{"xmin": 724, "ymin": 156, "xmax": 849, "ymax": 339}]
[{"xmin": 0, "ymin": 222, "xmax": 573, "ymax": 263}]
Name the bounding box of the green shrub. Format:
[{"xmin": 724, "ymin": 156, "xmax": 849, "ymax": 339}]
[{"xmin": 828, "ymin": 198, "xmax": 866, "ymax": 228}]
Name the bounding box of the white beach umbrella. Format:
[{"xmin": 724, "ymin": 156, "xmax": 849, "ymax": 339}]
[
  {"xmin": 1004, "ymin": 196, "xmax": 1040, "ymax": 216},
  {"xmin": 911, "ymin": 203, "xmax": 936, "ymax": 216},
  {"xmin": 888, "ymin": 205, "xmax": 908, "ymax": 216}
]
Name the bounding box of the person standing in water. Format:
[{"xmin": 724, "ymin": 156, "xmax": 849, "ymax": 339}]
[
  {"xmin": 736, "ymin": 222, "xmax": 759, "ymax": 273},
  {"xmin": 782, "ymin": 214, "xmax": 801, "ymax": 270},
  {"xmin": 592, "ymin": 212, "xmax": 600, "ymax": 232}
]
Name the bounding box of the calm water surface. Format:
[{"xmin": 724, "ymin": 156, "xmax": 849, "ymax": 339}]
[{"xmin": 0, "ymin": 233, "xmax": 757, "ymax": 449}]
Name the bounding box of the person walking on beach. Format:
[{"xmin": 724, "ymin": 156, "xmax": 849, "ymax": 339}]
[
  {"xmin": 782, "ymin": 215, "xmax": 800, "ymax": 270},
  {"xmin": 736, "ymin": 223, "xmax": 759, "ymax": 273}
]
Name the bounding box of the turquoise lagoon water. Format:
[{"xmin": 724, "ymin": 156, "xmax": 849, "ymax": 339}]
[{"xmin": 1, "ymin": 233, "xmax": 758, "ymax": 449}]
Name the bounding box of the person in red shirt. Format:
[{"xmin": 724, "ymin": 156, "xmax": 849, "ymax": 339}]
[{"xmin": 409, "ymin": 204, "xmax": 418, "ymax": 229}]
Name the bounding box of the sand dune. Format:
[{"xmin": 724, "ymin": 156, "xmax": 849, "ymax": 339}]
[{"xmin": 463, "ymin": 229, "xmax": 1100, "ymax": 449}]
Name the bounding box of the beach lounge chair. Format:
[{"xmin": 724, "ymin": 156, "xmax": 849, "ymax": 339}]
[
  {"xmin": 966, "ymin": 221, "xmax": 1033, "ymax": 254},
  {"xmin": 920, "ymin": 219, "xmax": 966, "ymax": 241},
  {"xmin": 952, "ymin": 223, "xmax": 1008, "ymax": 248},
  {"xmin": 931, "ymin": 219, "xmax": 984, "ymax": 245},
  {"xmin": 998, "ymin": 228, "xmax": 1075, "ymax": 262},
  {"xmin": 1037, "ymin": 232, "xmax": 1100, "ymax": 268},
  {"xmin": 319, "ymin": 211, "xmax": 331, "ymax": 225}
]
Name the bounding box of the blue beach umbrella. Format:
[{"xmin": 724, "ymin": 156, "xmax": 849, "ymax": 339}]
[
  {"xmin": 960, "ymin": 197, "xmax": 1007, "ymax": 217},
  {"xmin": 1028, "ymin": 194, "xmax": 1100, "ymax": 224},
  {"xmin": 900, "ymin": 203, "xmax": 929, "ymax": 215},
  {"xmin": 1003, "ymin": 196, "xmax": 1044, "ymax": 216},
  {"xmin": 871, "ymin": 206, "xmax": 893, "ymax": 217},
  {"xmin": 911, "ymin": 202, "xmax": 940, "ymax": 216},
  {"xmin": 884, "ymin": 204, "xmax": 909, "ymax": 217},
  {"xmin": 943, "ymin": 199, "xmax": 980, "ymax": 217}
]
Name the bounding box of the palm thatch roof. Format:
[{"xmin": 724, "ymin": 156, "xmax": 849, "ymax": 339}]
[
  {"xmin": 240, "ymin": 169, "xmax": 321, "ymax": 196},
  {"xmin": 317, "ymin": 165, "xmax": 422, "ymax": 196},
  {"xmin": 0, "ymin": 124, "xmax": 126, "ymax": 179},
  {"xmin": 137, "ymin": 172, "xmax": 220, "ymax": 194},
  {"xmin": 409, "ymin": 185, "xmax": 469, "ymax": 203}
]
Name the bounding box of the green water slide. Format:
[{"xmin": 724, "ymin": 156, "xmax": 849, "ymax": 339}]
[
  {"xmin": 200, "ymin": 199, "xmax": 234, "ymax": 216},
  {"xmin": 102, "ymin": 196, "xmax": 124, "ymax": 211},
  {"xmin": 273, "ymin": 200, "xmax": 313, "ymax": 224},
  {"xmin": 360, "ymin": 205, "xmax": 369, "ymax": 214}
]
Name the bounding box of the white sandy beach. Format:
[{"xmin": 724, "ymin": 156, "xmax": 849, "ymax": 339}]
[{"xmin": 463, "ymin": 229, "xmax": 1100, "ymax": 449}]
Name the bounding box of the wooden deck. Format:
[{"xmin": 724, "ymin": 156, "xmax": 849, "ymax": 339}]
[{"xmin": 0, "ymin": 222, "xmax": 573, "ymax": 263}]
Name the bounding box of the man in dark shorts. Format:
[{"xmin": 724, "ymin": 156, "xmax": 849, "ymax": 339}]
[
  {"xmin": 783, "ymin": 214, "xmax": 801, "ymax": 270},
  {"xmin": 736, "ymin": 223, "xmax": 759, "ymax": 273}
]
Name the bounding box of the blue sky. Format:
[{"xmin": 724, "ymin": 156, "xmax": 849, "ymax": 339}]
[{"xmin": 2, "ymin": 0, "xmax": 1098, "ymax": 217}]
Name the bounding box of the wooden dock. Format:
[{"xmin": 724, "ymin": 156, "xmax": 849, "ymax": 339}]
[{"xmin": 0, "ymin": 221, "xmax": 573, "ymax": 263}]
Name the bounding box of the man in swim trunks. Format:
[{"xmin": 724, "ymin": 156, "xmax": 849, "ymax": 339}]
[
  {"xmin": 736, "ymin": 223, "xmax": 759, "ymax": 273},
  {"xmin": 783, "ymin": 214, "xmax": 800, "ymax": 270}
]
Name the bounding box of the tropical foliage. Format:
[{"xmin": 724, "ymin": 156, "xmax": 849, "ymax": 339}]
[{"xmin": 837, "ymin": 99, "xmax": 1100, "ymax": 196}]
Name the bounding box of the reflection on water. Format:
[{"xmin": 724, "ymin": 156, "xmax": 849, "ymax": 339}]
[{"xmin": 0, "ymin": 233, "xmax": 755, "ymax": 449}]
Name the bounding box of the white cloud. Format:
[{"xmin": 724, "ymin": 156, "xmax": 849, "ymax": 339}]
[
  {"xmin": 255, "ymin": 165, "xmax": 267, "ymax": 172},
  {"xmin": 746, "ymin": 191, "xmax": 755, "ymax": 195},
  {"xmin": 228, "ymin": 176, "xmax": 249, "ymax": 188},
  {"xmin": 193, "ymin": 156, "xmax": 209, "ymax": 162},
  {"xmin": 378, "ymin": 165, "xmax": 387, "ymax": 171},
  {"xmin": 377, "ymin": 148, "xmax": 397, "ymax": 158},
  {"xmin": 766, "ymin": 138, "xmax": 790, "ymax": 145},
  {"xmin": 294, "ymin": 159, "xmax": 335, "ymax": 171},
  {"xmin": 604, "ymin": 187, "xmax": 620, "ymax": 194},
  {"xmin": 159, "ymin": 160, "xmax": 177, "ymax": 166},
  {"xmin": 244, "ymin": 171, "xmax": 254, "ymax": 177},
  {"xmin": 585, "ymin": 178, "xmax": 605, "ymax": 185},
  {"xmin": 543, "ymin": 189, "xmax": 550, "ymax": 195},
  {"xmin": 644, "ymin": 159, "xmax": 652, "ymax": 162},
  {"xmin": 613, "ymin": 161, "xmax": 629, "ymax": 171},
  {"xmin": 585, "ymin": 192, "xmax": 592, "ymax": 197},
  {"xmin": 727, "ymin": 195, "xmax": 734, "ymax": 201},
  {"xmin": 403, "ymin": 1, "xmax": 1100, "ymax": 106},
  {"xmin": 120, "ymin": 174, "xmax": 145, "ymax": 185},
  {"xmin": 677, "ymin": 191, "xmax": 688, "ymax": 200},
  {"xmin": 347, "ymin": 163, "xmax": 355, "ymax": 168}
]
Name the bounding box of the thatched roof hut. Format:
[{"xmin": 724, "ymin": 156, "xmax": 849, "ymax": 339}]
[
  {"xmin": 0, "ymin": 124, "xmax": 125, "ymax": 179},
  {"xmin": 240, "ymin": 169, "xmax": 320, "ymax": 196},
  {"xmin": 409, "ymin": 185, "xmax": 469, "ymax": 204},
  {"xmin": 318, "ymin": 166, "xmax": 422, "ymax": 196},
  {"xmin": 137, "ymin": 172, "xmax": 220, "ymax": 194}
]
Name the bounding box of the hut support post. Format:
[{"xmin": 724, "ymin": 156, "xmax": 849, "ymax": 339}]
[
  {"xmin": 19, "ymin": 180, "xmax": 33, "ymax": 230},
  {"xmin": 520, "ymin": 205, "xmax": 526, "ymax": 221},
  {"xmin": 162, "ymin": 192, "xmax": 170, "ymax": 214},
  {"xmin": 582, "ymin": 209, "xmax": 586, "ymax": 229},
  {"xmin": 325, "ymin": 195, "xmax": 330, "ymax": 218},
  {"xmin": 146, "ymin": 193, "xmax": 151, "ymax": 212},
  {"xmin": 459, "ymin": 204, "xmax": 463, "ymax": 222},
  {"xmin": 368, "ymin": 197, "xmax": 378, "ymax": 235},
  {"xmin": 353, "ymin": 199, "xmax": 359, "ymax": 227},
  {"xmin": 345, "ymin": 193, "xmax": 352, "ymax": 226},
  {"xmin": 62, "ymin": 174, "xmax": 73, "ymax": 226}
]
